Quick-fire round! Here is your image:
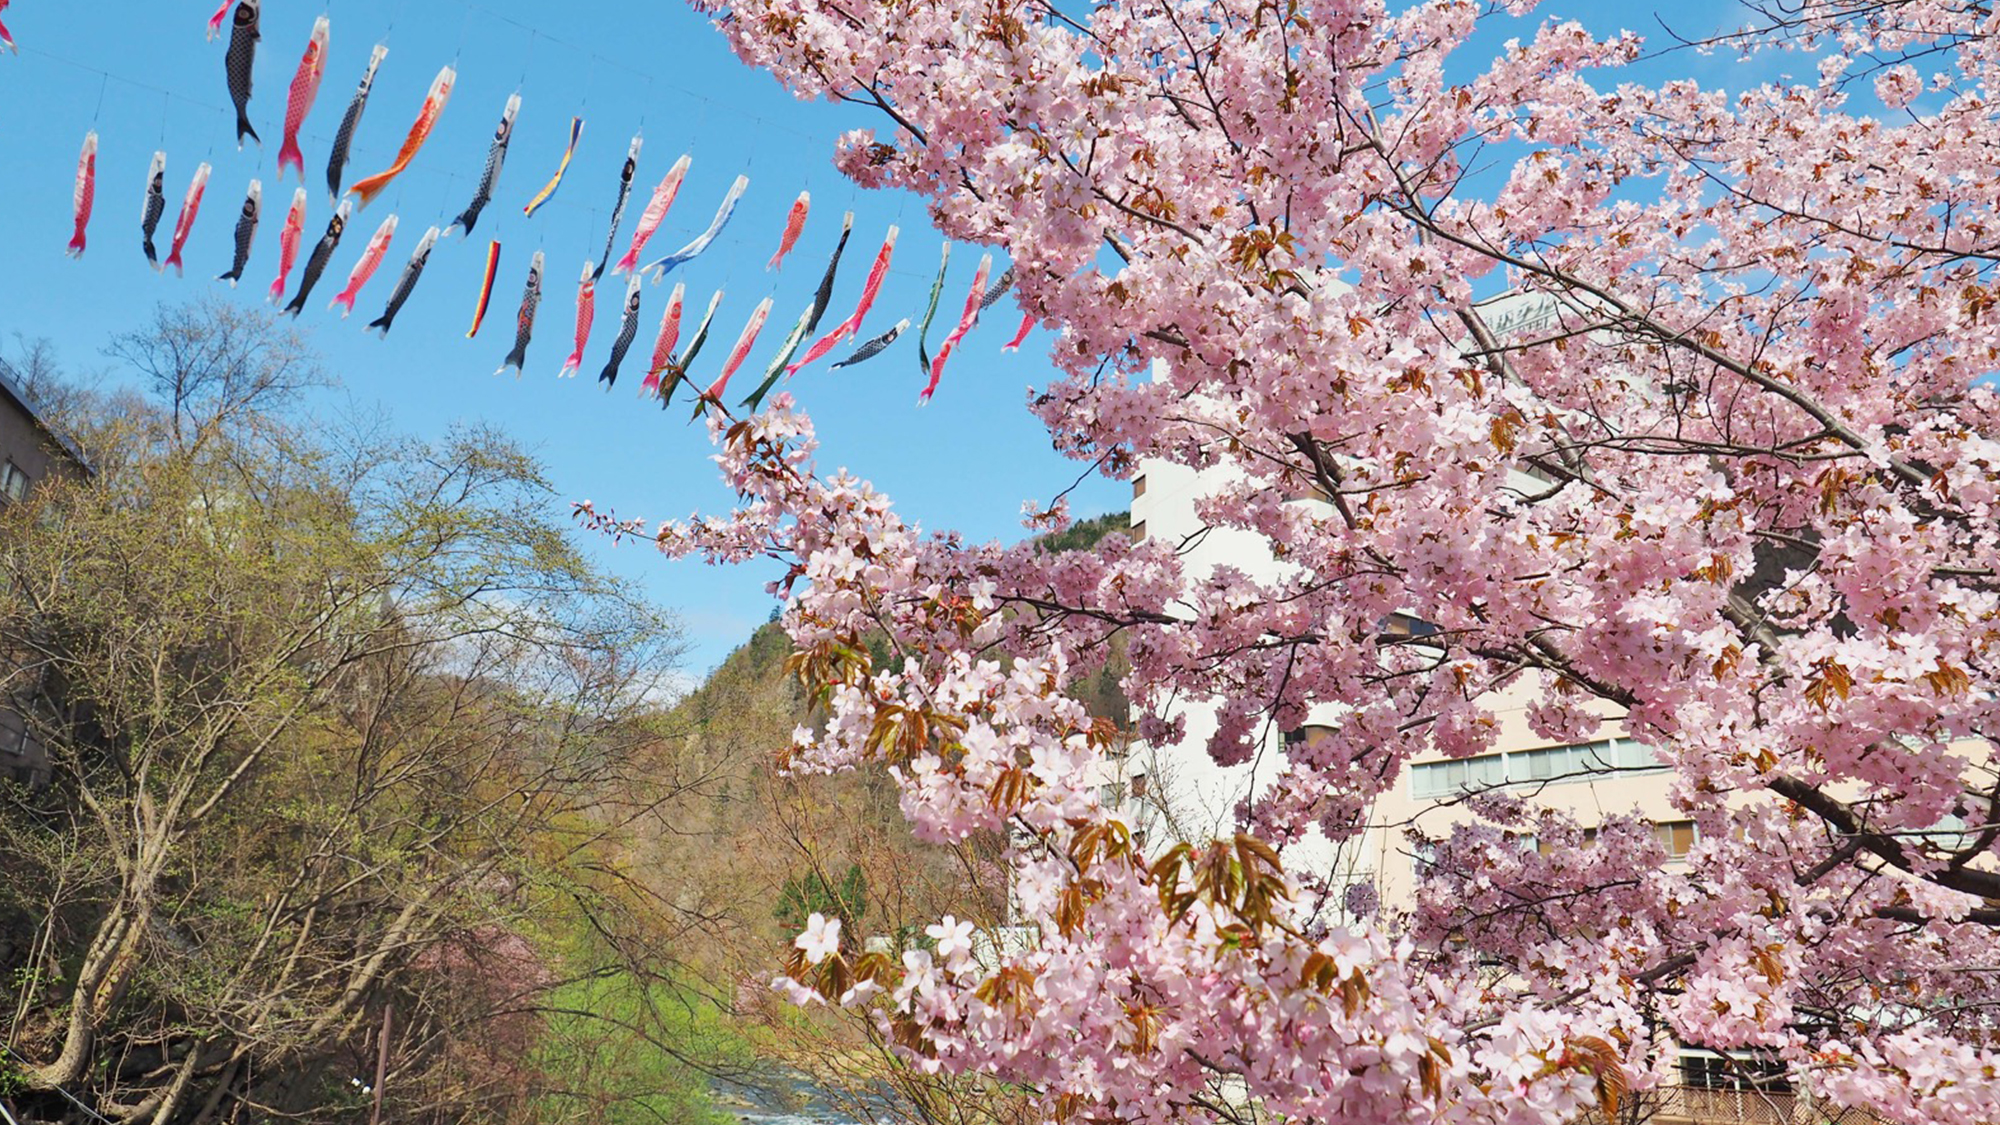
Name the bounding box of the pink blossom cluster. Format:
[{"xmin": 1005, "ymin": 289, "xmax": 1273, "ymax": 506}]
[{"xmin": 576, "ymin": 0, "xmax": 2000, "ymax": 1119}]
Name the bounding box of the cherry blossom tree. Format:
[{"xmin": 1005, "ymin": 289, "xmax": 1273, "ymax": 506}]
[{"xmin": 580, "ymin": 0, "xmax": 2000, "ymax": 1121}]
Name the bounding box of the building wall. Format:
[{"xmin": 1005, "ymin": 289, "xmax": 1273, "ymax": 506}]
[
  {"xmin": 1119, "ymin": 352, "xmax": 1689, "ymax": 919},
  {"xmin": 0, "ymin": 365, "xmax": 87, "ymax": 788}
]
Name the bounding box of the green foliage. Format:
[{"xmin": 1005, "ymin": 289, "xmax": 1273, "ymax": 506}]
[
  {"xmin": 774, "ymin": 863, "xmax": 870, "ymax": 934},
  {"xmin": 1034, "ymin": 510, "xmax": 1131, "ymax": 554},
  {"xmin": 531, "ymin": 971, "xmax": 751, "ymax": 1125}
]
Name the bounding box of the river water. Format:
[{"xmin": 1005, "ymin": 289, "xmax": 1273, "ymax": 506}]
[{"xmin": 710, "ymin": 1067, "xmax": 885, "ymax": 1125}]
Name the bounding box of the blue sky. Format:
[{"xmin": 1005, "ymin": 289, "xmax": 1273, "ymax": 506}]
[{"xmin": 0, "ymin": 0, "xmax": 1766, "ymax": 676}]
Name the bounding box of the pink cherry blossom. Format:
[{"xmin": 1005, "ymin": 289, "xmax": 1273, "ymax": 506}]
[{"xmin": 569, "ymin": 0, "xmax": 2000, "ymax": 1120}]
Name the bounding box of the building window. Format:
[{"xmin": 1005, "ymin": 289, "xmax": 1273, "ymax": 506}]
[
  {"xmin": 1378, "ymin": 613, "xmax": 1441, "ymax": 638},
  {"xmin": 1129, "ymin": 772, "xmax": 1148, "ymax": 800},
  {"xmin": 0, "ymin": 462, "xmax": 30, "ymax": 502},
  {"xmin": 1679, "ymin": 1050, "xmax": 1790, "ymax": 1092},
  {"xmin": 1131, "ymin": 520, "xmax": 1147, "ymax": 543},
  {"xmin": 1410, "ymin": 753, "xmax": 1508, "ymax": 799},
  {"xmin": 1410, "ymin": 738, "xmax": 1665, "ymax": 799},
  {"xmin": 1656, "ymin": 820, "xmax": 1697, "ymax": 857},
  {"xmin": 1132, "ymin": 475, "xmax": 1147, "ymax": 499}
]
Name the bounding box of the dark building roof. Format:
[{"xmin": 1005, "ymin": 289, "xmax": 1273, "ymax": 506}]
[{"xmin": 0, "ymin": 356, "xmax": 90, "ymax": 474}]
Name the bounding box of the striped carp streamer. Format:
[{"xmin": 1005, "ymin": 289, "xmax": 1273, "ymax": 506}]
[
  {"xmin": 594, "ymin": 132, "xmax": 642, "ymax": 278},
  {"xmin": 140, "ymin": 151, "xmax": 167, "ymax": 269},
  {"xmin": 662, "ymin": 289, "xmax": 723, "ymax": 410},
  {"xmin": 66, "ymin": 131, "xmax": 97, "ymax": 259},
  {"xmin": 329, "ymin": 213, "xmax": 398, "ymax": 317},
  {"xmin": 790, "ymin": 224, "xmax": 896, "ymax": 377},
  {"xmin": 801, "ymin": 211, "xmax": 854, "ymax": 337},
  {"xmin": 616, "ymin": 153, "xmax": 689, "ymax": 275},
  {"xmin": 225, "ymin": 1, "xmax": 262, "ymax": 149},
  {"xmin": 466, "ymin": 240, "xmax": 502, "ymax": 337},
  {"xmin": 523, "ymin": 117, "xmax": 583, "ymax": 218},
  {"xmin": 643, "ymin": 282, "xmax": 686, "ymax": 396},
  {"xmin": 920, "ymin": 252, "xmax": 991, "ymax": 402},
  {"xmin": 598, "ymin": 273, "xmax": 644, "ymax": 388},
  {"xmin": 559, "ymin": 261, "xmax": 597, "ymax": 379},
  {"xmin": 738, "ymin": 302, "xmax": 814, "ymax": 411},
  {"xmin": 447, "ymin": 94, "xmax": 519, "ymax": 237},
  {"xmin": 162, "ymin": 161, "xmax": 213, "ymax": 277},
  {"xmin": 701, "ymin": 296, "xmax": 771, "ymax": 408},
  {"xmin": 325, "ymin": 45, "xmax": 387, "ymax": 205},
  {"xmin": 912, "ymin": 241, "xmax": 952, "ymax": 380},
  {"xmin": 217, "ymin": 179, "xmax": 261, "ymax": 285},
  {"xmin": 829, "ymin": 318, "xmax": 908, "ymax": 370},
  {"xmin": 980, "ymin": 265, "xmax": 1015, "ymax": 311},
  {"xmin": 1002, "ymin": 311, "xmax": 1035, "ymax": 352},
  {"xmin": 367, "ymin": 225, "xmax": 440, "ymax": 337},
  {"xmin": 766, "ymin": 190, "xmax": 809, "ymax": 271},
  {"xmin": 276, "ymin": 16, "xmax": 329, "ymax": 183},
  {"xmin": 283, "ymin": 198, "xmax": 351, "ymax": 316},
  {"xmin": 642, "ymin": 174, "xmax": 748, "ymax": 282},
  {"xmin": 348, "ymin": 65, "xmax": 454, "ymax": 209},
  {"xmin": 497, "ymin": 251, "xmax": 545, "ymax": 377}
]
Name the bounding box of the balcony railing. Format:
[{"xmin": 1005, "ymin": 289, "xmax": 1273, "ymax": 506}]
[{"xmin": 1581, "ymin": 1086, "xmax": 1881, "ymax": 1125}]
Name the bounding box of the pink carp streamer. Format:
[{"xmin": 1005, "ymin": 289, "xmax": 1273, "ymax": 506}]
[
  {"xmin": 66, "ymin": 132, "xmax": 97, "ymax": 258},
  {"xmin": 766, "ymin": 190, "xmax": 810, "ymax": 271},
  {"xmin": 1001, "ymin": 311, "xmax": 1034, "ymax": 352},
  {"xmin": 276, "ymin": 17, "xmax": 330, "ymax": 182},
  {"xmin": 206, "ymin": 0, "xmax": 231, "ymax": 39},
  {"xmin": 162, "ymin": 162, "xmax": 213, "ymax": 276},
  {"xmin": 466, "ymin": 240, "xmax": 502, "ymax": 337},
  {"xmin": 616, "ymin": 153, "xmax": 690, "ymax": 275},
  {"xmin": 703, "ymin": 296, "xmax": 772, "ymax": 405},
  {"xmin": 790, "ymin": 224, "xmax": 897, "ymax": 377},
  {"xmin": 267, "ymin": 187, "xmax": 308, "ymax": 303},
  {"xmin": 643, "ymin": 281, "xmax": 687, "ymax": 395},
  {"xmin": 918, "ymin": 252, "xmax": 991, "ymax": 402},
  {"xmin": 348, "ymin": 65, "xmax": 454, "ymax": 208},
  {"xmin": 558, "ymin": 261, "xmax": 596, "ymax": 379},
  {"xmin": 0, "ymin": 0, "xmax": 17, "ymax": 52},
  {"xmin": 329, "ymin": 213, "xmax": 398, "ymax": 317}
]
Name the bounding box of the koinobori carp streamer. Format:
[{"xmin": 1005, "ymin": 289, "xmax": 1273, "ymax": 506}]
[
  {"xmin": 217, "ymin": 179, "xmax": 261, "ymax": 286},
  {"xmin": 66, "ymin": 131, "xmax": 97, "ymax": 259},
  {"xmin": 594, "ymin": 132, "xmax": 642, "ymax": 278},
  {"xmin": 448, "ymin": 93, "xmax": 519, "ymax": 237},
  {"xmin": 162, "ymin": 161, "xmax": 213, "ymax": 276},
  {"xmin": 497, "ymin": 250, "xmax": 545, "ymax": 377},
  {"xmin": 558, "ymin": 261, "xmax": 596, "ymax": 379},
  {"xmin": 283, "ymin": 198, "xmax": 351, "ymax": 315},
  {"xmin": 616, "ymin": 153, "xmax": 688, "ymax": 276},
  {"xmin": 224, "ymin": 0, "xmax": 262, "ymax": 148},
  {"xmin": 642, "ymin": 174, "xmax": 748, "ymax": 282},
  {"xmin": 790, "ymin": 225, "xmax": 897, "ymax": 377},
  {"xmin": 140, "ymin": 151, "xmax": 167, "ymax": 269},
  {"xmin": 267, "ymin": 186, "xmax": 307, "ymax": 303},
  {"xmin": 366, "ymin": 225, "xmax": 439, "ymax": 336},
  {"xmin": 598, "ymin": 272, "xmax": 644, "ymax": 388},
  {"xmin": 325, "ymin": 44, "xmax": 387, "ymax": 204},
  {"xmin": 766, "ymin": 190, "xmax": 809, "ymax": 272},
  {"xmin": 347, "ymin": 65, "xmax": 454, "ymax": 208},
  {"xmin": 329, "ymin": 213, "xmax": 398, "ymax": 318},
  {"xmin": 643, "ymin": 281, "xmax": 686, "ymax": 395},
  {"xmin": 276, "ymin": 16, "xmax": 329, "ymax": 182},
  {"xmin": 919, "ymin": 252, "xmax": 991, "ymax": 402}
]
